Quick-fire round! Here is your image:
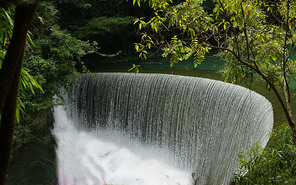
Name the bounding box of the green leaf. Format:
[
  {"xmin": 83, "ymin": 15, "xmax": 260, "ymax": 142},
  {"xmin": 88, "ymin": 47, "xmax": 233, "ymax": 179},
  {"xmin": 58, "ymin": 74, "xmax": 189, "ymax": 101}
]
[{"xmin": 27, "ymin": 32, "xmax": 35, "ymax": 47}]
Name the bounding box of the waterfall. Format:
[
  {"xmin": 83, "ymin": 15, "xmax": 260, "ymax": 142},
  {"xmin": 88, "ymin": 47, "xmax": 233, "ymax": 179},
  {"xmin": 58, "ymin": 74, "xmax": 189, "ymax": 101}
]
[{"xmin": 54, "ymin": 73, "xmax": 273, "ymax": 185}]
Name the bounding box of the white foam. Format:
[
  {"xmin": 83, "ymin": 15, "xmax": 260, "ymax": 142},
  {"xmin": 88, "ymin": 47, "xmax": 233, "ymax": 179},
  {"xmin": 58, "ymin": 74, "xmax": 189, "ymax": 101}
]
[{"xmin": 53, "ymin": 106, "xmax": 192, "ymax": 185}]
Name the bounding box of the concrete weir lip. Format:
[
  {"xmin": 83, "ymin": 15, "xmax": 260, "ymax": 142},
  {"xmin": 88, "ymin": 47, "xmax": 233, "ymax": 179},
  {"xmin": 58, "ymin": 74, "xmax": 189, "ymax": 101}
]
[{"xmin": 59, "ymin": 73, "xmax": 273, "ymax": 185}]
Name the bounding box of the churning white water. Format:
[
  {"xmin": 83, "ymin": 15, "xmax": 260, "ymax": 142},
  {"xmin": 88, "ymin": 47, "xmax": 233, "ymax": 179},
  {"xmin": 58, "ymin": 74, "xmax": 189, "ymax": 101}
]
[
  {"xmin": 53, "ymin": 106, "xmax": 192, "ymax": 185},
  {"xmin": 55, "ymin": 73, "xmax": 273, "ymax": 185}
]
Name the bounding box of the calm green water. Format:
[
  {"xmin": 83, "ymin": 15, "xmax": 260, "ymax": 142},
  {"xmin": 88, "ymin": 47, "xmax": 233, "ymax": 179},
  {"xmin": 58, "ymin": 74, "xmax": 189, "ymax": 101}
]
[{"xmin": 141, "ymin": 54, "xmax": 224, "ymax": 71}]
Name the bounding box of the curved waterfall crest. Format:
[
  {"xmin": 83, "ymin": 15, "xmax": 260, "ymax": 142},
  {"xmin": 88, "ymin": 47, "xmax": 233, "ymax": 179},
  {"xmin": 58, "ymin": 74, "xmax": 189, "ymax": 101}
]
[{"xmin": 64, "ymin": 72, "xmax": 273, "ymax": 185}]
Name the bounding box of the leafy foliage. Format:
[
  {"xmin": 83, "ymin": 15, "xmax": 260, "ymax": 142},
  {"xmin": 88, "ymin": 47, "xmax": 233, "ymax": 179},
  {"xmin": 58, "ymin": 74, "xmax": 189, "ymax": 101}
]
[
  {"xmin": 0, "ymin": 5, "xmax": 14, "ymax": 60},
  {"xmin": 0, "ymin": 4, "xmax": 43, "ymax": 123},
  {"xmin": 30, "ymin": 1, "xmax": 59, "ymax": 39},
  {"xmin": 0, "ymin": 2, "xmax": 97, "ymax": 154},
  {"xmin": 75, "ymin": 16, "xmax": 136, "ymax": 39},
  {"xmin": 74, "ymin": 16, "xmax": 137, "ymax": 53},
  {"xmin": 1, "ymin": 1, "xmax": 146, "ymax": 183},
  {"xmin": 134, "ymin": 0, "xmax": 296, "ymax": 143},
  {"xmin": 234, "ymin": 124, "xmax": 296, "ymax": 184},
  {"xmin": 22, "ymin": 26, "xmax": 97, "ymax": 111},
  {"xmin": 55, "ymin": 0, "xmax": 150, "ymax": 64}
]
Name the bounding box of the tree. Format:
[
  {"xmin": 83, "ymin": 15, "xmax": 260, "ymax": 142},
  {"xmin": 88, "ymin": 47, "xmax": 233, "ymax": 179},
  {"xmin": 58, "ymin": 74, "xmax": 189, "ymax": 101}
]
[
  {"xmin": 0, "ymin": 2, "xmax": 37, "ymax": 184},
  {"xmin": 0, "ymin": 1, "xmax": 100, "ymax": 183},
  {"xmin": 133, "ymin": 0, "xmax": 296, "ymax": 144}
]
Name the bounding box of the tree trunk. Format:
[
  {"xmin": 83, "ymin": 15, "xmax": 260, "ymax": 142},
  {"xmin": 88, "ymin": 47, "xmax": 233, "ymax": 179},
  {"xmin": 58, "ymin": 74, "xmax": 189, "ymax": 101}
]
[
  {"xmin": 0, "ymin": 54, "xmax": 23, "ymax": 184},
  {"xmin": 283, "ymin": 83, "xmax": 296, "ymax": 144},
  {"xmin": 0, "ymin": 3, "xmax": 37, "ymax": 185},
  {"xmin": 0, "ymin": 3, "xmax": 36, "ymax": 116}
]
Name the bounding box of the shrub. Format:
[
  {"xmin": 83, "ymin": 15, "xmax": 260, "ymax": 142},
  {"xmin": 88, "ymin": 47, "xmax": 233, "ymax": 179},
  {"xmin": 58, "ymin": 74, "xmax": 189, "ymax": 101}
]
[{"xmin": 233, "ymin": 123, "xmax": 296, "ymax": 184}]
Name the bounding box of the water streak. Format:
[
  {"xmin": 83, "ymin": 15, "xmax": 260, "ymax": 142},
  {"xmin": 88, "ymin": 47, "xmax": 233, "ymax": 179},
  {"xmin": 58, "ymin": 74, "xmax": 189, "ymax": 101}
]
[
  {"xmin": 58, "ymin": 73, "xmax": 273, "ymax": 185},
  {"xmin": 53, "ymin": 106, "xmax": 192, "ymax": 185}
]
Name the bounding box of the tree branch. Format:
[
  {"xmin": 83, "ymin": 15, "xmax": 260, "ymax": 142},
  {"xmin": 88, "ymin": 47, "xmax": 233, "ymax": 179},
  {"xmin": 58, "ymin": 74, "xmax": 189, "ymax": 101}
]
[
  {"xmin": 218, "ymin": 0, "xmax": 241, "ymax": 57},
  {"xmin": 283, "ymin": 0, "xmax": 290, "ymax": 102},
  {"xmin": 211, "ymin": 45, "xmax": 293, "ymax": 129},
  {"xmin": 241, "ymin": 2, "xmax": 251, "ymax": 62}
]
